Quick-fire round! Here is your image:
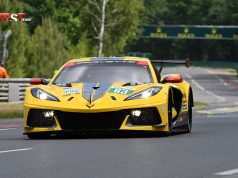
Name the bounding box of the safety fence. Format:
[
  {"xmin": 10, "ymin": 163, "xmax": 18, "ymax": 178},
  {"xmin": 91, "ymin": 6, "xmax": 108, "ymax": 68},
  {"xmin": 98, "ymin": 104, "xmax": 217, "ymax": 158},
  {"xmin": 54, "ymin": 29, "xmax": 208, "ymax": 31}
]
[{"xmin": 0, "ymin": 78, "xmax": 31, "ymax": 102}]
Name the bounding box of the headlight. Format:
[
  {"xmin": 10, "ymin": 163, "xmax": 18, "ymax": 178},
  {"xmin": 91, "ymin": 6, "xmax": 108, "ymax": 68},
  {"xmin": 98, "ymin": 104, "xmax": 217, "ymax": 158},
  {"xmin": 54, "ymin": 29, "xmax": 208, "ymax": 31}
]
[
  {"xmin": 125, "ymin": 87, "xmax": 162, "ymax": 101},
  {"xmin": 31, "ymin": 88, "xmax": 59, "ymax": 101}
]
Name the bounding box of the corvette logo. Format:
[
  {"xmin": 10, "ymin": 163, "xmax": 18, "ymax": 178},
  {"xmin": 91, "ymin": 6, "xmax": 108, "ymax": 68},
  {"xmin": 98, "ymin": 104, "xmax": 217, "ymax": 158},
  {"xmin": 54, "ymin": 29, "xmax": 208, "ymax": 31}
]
[{"xmin": 86, "ymin": 103, "xmax": 95, "ymax": 109}]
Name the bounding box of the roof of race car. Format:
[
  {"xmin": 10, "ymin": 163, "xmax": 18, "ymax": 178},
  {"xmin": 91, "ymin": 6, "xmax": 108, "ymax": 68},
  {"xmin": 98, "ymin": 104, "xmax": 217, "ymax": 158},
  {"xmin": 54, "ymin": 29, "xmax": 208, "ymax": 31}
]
[{"xmin": 67, "ymin": 57, "xmax": 150, "ymax": 63}]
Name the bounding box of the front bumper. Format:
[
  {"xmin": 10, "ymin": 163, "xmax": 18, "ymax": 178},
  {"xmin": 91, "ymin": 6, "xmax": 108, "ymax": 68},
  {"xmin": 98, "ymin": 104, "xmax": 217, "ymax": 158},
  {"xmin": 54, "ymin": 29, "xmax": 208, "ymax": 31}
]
[{"xmin": 24, "ymin": 105, "xmax": 168, "ymax": 134}]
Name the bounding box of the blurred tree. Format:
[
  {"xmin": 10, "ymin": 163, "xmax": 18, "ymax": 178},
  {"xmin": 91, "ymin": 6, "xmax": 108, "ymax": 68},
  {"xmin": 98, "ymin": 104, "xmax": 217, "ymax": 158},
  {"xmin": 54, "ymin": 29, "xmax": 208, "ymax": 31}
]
[
  {"xmin": 0, "ymin": 0, "xmax": 29, "ymax": 77},
  {"xmin": 6, "ymin": 23, "xmax": 29, "ymax": 77},
  {"xmin": 26, "ymin": 18, "xmax": 68, "ymax": 78},
  {"xmin": 208, "ymin": 0, "xmax": 227, "ymax": 25},
  {"xmin": 68, "ymin": 32, "xmax": 96, "ymax": 58},
  {"xmin": 24, "ymin": 0, "xmax": 83, "ymax": 44},
  {"xmin": 138, "ymin": 0, "xmax": 238, "ymax": 61},
  {"xmin": 79, "ymin": 0, "xmax": 143, "ymax": 56},
  {"xmin": 225, "ymin": 0, "xmax": 238, "ymax": 25},
  {"xmin": 1, "ymin": 0, "xmax": 237, "ymax": 77},
  {"xmin": 142, "ymin": 0, "xmax": 168, "ymax": 24}
]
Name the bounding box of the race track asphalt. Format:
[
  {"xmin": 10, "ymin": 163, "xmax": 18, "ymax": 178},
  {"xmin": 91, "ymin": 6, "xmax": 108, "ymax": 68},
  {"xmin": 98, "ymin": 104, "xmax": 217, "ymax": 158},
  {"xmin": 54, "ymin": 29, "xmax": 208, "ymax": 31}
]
[{"xmin": 0, "ymin": 67, "xmax": 238, "ymax": 178}]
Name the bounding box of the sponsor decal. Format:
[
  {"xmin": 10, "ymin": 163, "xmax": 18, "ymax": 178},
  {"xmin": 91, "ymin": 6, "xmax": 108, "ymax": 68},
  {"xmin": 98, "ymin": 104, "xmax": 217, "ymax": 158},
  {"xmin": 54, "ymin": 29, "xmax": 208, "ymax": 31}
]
[
  {"xmin": 63, "ymin": 88, "xmax": 80, "ymax": 96},
  {"xmin": 177, "ymin": 27, "xmax": 195, "ymax": 38},
  {"xmin": 108, "ymin": 87, "xmax": 134, "ymax": 95},
  {"xmin": 150, "ymin": 27, "xmax": 168, "ymax": 38},
  {"xmin": 0, "ymin": 12, "xmax": 31, "ymax": 22},
  {"xmin": 205, "ymin": 28, "xmax": 223, "ymax": 38}
]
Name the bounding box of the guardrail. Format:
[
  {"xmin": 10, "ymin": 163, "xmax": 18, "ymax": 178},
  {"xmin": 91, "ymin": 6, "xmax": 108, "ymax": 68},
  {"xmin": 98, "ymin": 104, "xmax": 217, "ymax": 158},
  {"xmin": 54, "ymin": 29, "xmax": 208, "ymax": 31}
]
[{"xmin": 0, "ymin": 78, "xmax": 31, "ymax": 102}]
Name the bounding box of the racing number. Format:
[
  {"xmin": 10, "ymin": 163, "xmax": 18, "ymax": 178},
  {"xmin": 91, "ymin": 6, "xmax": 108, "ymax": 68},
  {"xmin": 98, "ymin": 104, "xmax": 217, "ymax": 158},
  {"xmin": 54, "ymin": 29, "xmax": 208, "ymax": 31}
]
[
  {"xmin": 113, "ymin": 88, "xmax": 129, "ymax": 95},
  {"xmin": 109, "ymin": 87, "xmax": 134, "ymax": 95}
]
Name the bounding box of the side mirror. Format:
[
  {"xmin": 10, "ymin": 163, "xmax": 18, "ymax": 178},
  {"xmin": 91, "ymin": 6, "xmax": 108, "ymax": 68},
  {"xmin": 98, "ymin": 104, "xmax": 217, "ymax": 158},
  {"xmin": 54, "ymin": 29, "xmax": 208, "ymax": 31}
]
[{"xmin": 30, "ymin": 78, "xmax": 50, "ymax": 85}]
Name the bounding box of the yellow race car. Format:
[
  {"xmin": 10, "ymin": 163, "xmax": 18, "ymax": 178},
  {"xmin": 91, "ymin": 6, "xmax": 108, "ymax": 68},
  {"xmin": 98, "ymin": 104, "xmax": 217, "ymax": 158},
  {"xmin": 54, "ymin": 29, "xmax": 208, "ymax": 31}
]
[{"xmin": 23, "ymin": 57, "xmax": 193, "ymax": 138}]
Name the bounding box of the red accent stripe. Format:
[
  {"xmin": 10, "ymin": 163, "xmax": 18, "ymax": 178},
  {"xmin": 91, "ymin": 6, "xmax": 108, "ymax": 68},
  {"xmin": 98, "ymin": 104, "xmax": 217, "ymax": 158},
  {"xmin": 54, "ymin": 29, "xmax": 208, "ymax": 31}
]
[
  {"xmin": 64, "ymin": 62, "xmax": 77, "ymax": 67},
  {"xmin": 137, "ymin": 61, "xmax": 148, "ymax": 66}
]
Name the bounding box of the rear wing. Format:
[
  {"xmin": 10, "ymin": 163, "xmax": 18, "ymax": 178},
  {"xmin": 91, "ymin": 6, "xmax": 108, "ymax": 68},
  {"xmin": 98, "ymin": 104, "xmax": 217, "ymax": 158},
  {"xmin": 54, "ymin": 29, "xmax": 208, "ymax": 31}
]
[{"xmin": 151, "ymin": 58, "xmax": 190, "ymax": 74}]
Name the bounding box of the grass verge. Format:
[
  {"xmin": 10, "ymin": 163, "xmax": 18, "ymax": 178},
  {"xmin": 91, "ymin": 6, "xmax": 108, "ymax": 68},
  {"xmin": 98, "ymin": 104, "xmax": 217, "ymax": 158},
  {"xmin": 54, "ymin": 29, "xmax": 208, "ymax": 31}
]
[
  {"xmin": 0, "ymin": 103, "xmax": 23, "ymax": 119},
  {"xmin": 225, "ymin": 68, "xmax": 238, "ymax": 78}
]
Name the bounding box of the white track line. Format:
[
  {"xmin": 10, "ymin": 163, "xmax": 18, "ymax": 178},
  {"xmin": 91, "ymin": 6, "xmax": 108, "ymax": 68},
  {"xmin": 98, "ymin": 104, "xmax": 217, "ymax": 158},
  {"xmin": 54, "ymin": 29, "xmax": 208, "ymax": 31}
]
[
  {"xmin": 214, "ymin": 168, "xmax": 238, "ymax": 176},
  {"xmin": 185, "ymin": 74, "xmax": 225, "ymax": 102},
  {"xmin": 0, "ymin": 148, "xmax": 33, "ymax": 154},
  {"xmin": 0, "ymin": 128, "xmax": 17, "ymax": 131},
  {"xmin": 206, "ymin": 69, "xmax": 229, "ymax": 86},
  {"xmin": 206, "ymin": 115, "xmax": 236, "ymax": 118}
]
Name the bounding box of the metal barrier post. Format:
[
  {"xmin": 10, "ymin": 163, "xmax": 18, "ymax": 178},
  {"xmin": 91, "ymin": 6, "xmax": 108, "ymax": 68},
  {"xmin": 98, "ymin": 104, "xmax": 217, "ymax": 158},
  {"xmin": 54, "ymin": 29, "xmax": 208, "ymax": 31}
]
[
  {"xmin": 0, "ymin": 78, "xmax": 31, "ymax": 103},
  {"xmin": 8, "ymin": 83, "xmax": 19, "ymax": 102}
]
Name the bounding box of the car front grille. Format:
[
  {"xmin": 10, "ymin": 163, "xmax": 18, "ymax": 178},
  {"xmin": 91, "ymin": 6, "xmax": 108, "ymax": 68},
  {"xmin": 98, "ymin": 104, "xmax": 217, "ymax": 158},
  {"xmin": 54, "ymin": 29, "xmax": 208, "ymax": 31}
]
[
  {"xmin": 55, "ymin": 111, "xmax": 127, "ymax": 131},
  {"xmin": 27, "ymin": 107, "xmax": 162, "ymax": 130}
]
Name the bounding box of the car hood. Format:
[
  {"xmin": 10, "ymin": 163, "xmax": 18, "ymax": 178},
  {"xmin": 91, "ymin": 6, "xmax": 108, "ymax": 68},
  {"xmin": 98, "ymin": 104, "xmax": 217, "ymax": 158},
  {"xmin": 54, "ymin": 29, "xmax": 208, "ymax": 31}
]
[
  {"xmin": 47, "ymin": 82, "xmax": 154, "ymax": 101},
  {"xmin": 26, "ymin": 82, "xmax": 165, "ymax": 111}
]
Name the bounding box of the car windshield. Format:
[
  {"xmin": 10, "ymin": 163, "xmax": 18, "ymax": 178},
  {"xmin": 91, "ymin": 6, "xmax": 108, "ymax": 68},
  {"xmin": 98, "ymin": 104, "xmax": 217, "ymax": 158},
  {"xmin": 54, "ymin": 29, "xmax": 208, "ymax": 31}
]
[{"xmin": 53, "ymin": 61, "xmax": 153, "ymax": 85}]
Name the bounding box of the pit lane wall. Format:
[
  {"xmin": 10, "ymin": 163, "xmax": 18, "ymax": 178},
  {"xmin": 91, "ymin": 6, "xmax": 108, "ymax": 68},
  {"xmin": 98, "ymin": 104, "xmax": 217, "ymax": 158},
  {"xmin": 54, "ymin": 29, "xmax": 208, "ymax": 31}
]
[{"xmin": 0, "ymin": 78, "xmax": 31, "ymax": 102}]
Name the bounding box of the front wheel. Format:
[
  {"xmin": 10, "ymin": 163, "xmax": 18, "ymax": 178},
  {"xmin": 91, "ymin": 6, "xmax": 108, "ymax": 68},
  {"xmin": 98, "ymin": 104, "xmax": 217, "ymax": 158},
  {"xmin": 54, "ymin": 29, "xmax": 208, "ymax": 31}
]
[
  {"xmin": 165, "ymin": 93, "xmax": 173, "ymax": 136},
  {"xmin": 185, "ymin": 92, "xmax": 193, "ymax": 133},
  {"xmin": 26, "ymin": 133, "xmax": 50, "ymax": 139}
]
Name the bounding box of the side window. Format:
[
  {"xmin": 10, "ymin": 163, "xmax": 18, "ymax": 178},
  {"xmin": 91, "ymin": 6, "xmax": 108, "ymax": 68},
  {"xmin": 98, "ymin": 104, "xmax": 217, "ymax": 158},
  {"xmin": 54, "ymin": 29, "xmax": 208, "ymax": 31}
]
[{"xmin": 152, "ymin": 64, "xmax": 161, "ymax": 83}]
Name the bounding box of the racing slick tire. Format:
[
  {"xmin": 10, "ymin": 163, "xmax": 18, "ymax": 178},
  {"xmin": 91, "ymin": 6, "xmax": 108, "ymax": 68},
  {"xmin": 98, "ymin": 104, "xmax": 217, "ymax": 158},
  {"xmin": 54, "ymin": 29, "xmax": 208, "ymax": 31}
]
[
  {"xmin": 26, "ymin": 133, "xmax": 50, "ymax": 139},
  {"xmin": 165, "ymin": 92, "xmax": 173, "ymax": 136},
  {"xmin": 184, "ymin": 92, "xmax": 193, "ymax": 133}
]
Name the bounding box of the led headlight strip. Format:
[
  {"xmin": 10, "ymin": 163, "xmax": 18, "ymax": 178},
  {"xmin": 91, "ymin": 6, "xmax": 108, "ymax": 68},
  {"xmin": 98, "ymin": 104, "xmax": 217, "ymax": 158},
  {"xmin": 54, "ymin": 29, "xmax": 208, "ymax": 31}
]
[
  {"xmin": 125, "ymin": 87, "xmax": 162, "ymax": 101},
  {"xmin": 31, "ymin": 88, "xmax": 60, "ymax": 101}
]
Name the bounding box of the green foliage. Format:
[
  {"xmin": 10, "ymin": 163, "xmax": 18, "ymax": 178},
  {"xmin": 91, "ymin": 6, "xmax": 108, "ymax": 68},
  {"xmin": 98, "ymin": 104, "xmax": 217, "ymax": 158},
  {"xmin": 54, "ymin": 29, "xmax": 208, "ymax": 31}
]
[
  {"xmin": 26, "ymin": 18, "xmax": 68, "ymax": 78},
  {"xmin": 7, "ymin": 23, "xmax": 29, "ymax": 77},
  {"xmin": 0, "ymin": 0, "xmax": 238, "ymax": 78},
  {"xmin": 223, "ymin": 0, "xmax": 238, "ymax": 25},
  {"xmin": 142, "ymin": 0, "xmax": 168, "ymax": 24},
  {"xmin": 0, "ymin": 103, "xmax": 23, "ymax": 119},
  {"xmin": 138, "ymin": 0, "xmax": 238, "ymax": 61},
  {"xmin": 0, "ymin": 0, "xmax": 29, "ymax": 77},
  {"xmin": 79, "ymin": 0, "xmax": 143, "ymax": 56},
  {"xmin": 68, "ymin": 32, "xmax": 95, "ymax": 58},
  {"xmin": 25, "ymin": 0, "xmax": 83, "ymax": 44},
  {"xmin": 106, "ymin": 0, "xmax": 143, "ymax": 55}
]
